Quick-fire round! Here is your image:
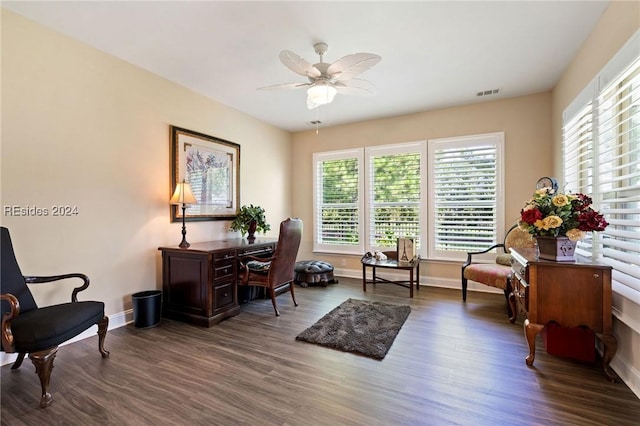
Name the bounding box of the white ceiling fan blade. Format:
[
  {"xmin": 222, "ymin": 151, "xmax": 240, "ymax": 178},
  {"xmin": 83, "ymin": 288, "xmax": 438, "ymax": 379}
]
[
  {"xmin": 258, "ymin": 82, "xmax": 310, "ymax": 91},
  {"xmin": 327, "ymin": 53, "xmax": 381, "ymax": 82},
  {"xmin": 334, "ymin": 78, "xmax": 377, "ymax": 95},
  {"xmin": 279, "ymin": 50, "xmax": 321, "ymax": 78}
]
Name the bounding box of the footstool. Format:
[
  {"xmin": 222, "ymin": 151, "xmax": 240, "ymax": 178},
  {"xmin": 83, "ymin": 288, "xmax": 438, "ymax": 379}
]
[{"xmin": 294, "ymin": 260, "xmax": 338, "ymax": 287}]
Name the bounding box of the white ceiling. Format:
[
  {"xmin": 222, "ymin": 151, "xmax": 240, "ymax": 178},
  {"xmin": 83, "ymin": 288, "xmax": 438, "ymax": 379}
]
[{"xmin": 3, "ymin": 1, "xmax": 609, "ymax": 132}]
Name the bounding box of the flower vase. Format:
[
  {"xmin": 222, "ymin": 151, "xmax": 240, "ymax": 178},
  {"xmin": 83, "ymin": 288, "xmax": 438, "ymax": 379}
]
[
  {"xmin": 535, "ymin": 236, "xmax": 577, "ymax": 262},
  {"xmin": 247, "ymin": 220, "xmax": 257, "ymax": 242}
]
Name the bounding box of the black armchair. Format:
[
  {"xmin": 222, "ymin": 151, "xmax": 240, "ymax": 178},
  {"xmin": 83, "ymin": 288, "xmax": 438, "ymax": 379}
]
[{"xmin": 0, "ymin": 227, "xmax": 109, "ymax": 407}]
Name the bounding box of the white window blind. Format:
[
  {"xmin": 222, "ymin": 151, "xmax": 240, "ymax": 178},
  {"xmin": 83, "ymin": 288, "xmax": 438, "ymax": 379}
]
[
  {"xmin": 563, "ymin": 101, "xmax": 596, "ymax": 257},
  {"xmin": 597, "ymin": 58, "xmax": 640, "ymax": 304},
  {"xmin": 563, "ymin": 30, "xmax": 640, "ymax": 311},
  {"xmin": 365, "ymin": 143, "xmax": 424, "ymax": 252},
  {"xmin": 428, "ymin": 133, "xmax": 504, "ymax": 260},
  {"xmin": 313, "ymin": 149, "xmax": 364, "ymax": 254},
  {"xmin": 563, "ymin": 102, "xmax": 594, "ymax": 193}
]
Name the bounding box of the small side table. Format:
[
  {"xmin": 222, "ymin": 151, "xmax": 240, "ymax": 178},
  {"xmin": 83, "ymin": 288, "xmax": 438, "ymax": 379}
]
[{"xmin": 361, "ymin": 254, "xmax": 421, "ymax": 297}]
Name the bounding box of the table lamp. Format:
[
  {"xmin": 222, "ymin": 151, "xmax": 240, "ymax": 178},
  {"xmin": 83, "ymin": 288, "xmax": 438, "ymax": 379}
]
[{"xmin": 170, "ymin": 180, "xmax": 197, "ymax": 248}]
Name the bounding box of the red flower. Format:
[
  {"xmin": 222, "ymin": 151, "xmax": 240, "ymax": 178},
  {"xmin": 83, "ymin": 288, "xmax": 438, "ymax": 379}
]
[
  {"xmin": 577, "ymin": 210, "xmax": 609, "ymax": 232},
  {"xmin": 572, "ymin": 193, "xmax": 593, "ymax": 211},
  {"xmin": 521, "ymin": 208, "xmax": 542, "ymax": 225}
]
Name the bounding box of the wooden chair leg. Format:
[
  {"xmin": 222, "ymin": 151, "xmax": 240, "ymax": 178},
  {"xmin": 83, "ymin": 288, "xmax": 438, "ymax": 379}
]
[
  {"xmin": 29, "ymin": 346, "xmax": 59, "ymax": 408},
  {"xmin": 97, "ymin": 316, "xmax": 110, "ymax": 358},
  {"xmin": 289, "ymin": 281, "xmax": 298, "ymax": 307},
  {"xmin": 11, "ymin": 352, "xmax": 26, "ymax": 370},
  {"xmin": 269, "ymin": 288, "xmax": 280, "ymax": 316}
]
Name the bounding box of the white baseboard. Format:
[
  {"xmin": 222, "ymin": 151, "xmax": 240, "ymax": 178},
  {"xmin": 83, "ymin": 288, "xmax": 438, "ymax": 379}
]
[
  {"xmin": 333, "ymin": 267, "xmax": 503, "ymax": 295},
  {"xmin": 1, "ymin": 309, "xmax": 133, "ymax": 366}
]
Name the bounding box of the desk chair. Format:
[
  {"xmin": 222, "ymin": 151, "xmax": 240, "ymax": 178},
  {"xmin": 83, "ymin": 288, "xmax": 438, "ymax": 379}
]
[{"xmin": 239, "ymin": 218, "xmax": 302, "ymax": 316}]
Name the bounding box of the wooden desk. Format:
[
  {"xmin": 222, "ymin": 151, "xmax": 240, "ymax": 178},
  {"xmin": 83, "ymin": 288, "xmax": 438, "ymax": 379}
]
[
  {"xmin": 510, "ymin": 248, "xmax": 617, "ymax": 381},
  {"xmin": 158, "ymin": 238, "xmax": 277, "ymax": 327},
  {"xmin": 361, "ymin": 255, "xmax": 421, "ymax": 297}
]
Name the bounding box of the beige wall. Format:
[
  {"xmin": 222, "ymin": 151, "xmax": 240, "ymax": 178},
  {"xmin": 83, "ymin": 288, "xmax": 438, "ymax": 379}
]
[
  {"xmin": 291, "ymin": 92, "xmax": 552, "ymax": 284},
  {"xmin": 551, "ymin": 1, "xmax": 640, "ymax": 397},
  {"xmin": 0, "ymin": 10, "xmax": 292, "ymax": 316}
]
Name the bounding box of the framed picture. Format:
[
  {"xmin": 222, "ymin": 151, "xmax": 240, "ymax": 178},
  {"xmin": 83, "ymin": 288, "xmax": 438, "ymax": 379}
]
[
  {"xmin": 397, "ymin": 237, "xmax": 415, "ymax": 263},
  {"xmin": 170, "ymin": 126, "xmax": 240, "ymax": 222}
]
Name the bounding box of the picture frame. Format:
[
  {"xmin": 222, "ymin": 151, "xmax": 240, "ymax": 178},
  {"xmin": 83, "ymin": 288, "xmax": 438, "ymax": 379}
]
[
  {"xmin": 170, "ymin": 125, "xmax": 240, "ymax": 222},
  {"xmin": 397, "ymin": 237, "xmax": 415, "ymax": 264}
]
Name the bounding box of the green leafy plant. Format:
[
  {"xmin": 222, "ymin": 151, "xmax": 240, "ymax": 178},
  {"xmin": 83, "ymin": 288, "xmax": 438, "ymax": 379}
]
[{"xmin": 230, "ymin": 204, "xmax": 271, "ymax": 236}]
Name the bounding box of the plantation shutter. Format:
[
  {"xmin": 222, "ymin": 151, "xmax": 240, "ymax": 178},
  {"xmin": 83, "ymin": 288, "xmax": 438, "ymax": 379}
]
[
  {"xmin": 563, "ymin": 102, "xmax": 595, "ymax": 193},
  {"xmin": 596, "ymin": 57, "xmax": 640, "ymax": 304},
  {"xmin": 563, "ymin": 101, "xmax": 595, "ymax": 257},
  {"xmin": 428, "ymin": 133, "xmax": 504, "ymax": 260},
  {"xmin": 365, "ymin": 143, "xmax": 423, "ymax": 251},
  {"xmin": 313, "ymin": 149, "xmax": 364, "ymax": 254}
]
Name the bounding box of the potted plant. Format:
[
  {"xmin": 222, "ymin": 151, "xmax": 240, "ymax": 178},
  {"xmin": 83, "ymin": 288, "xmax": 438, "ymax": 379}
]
[{"xmin": 230, "ymin": 204, "xmax": 271, "ymax": 241}]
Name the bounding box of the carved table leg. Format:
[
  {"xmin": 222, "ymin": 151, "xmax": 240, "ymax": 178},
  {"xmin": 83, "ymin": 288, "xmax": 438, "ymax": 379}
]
[
  {"xmin": 409, "ymin": 268, "xmax": 414, "ymax": 298},
  {"xmin": 597, "ymin": 333, "xmax": 618, "ymax": 382},
  {"xmin": 524, "ymin": 319, "xmax": 544, "ymax": 366},
  {"xmin": 29, "ymin": 346, "xmax": 59, "ymax": 408}
]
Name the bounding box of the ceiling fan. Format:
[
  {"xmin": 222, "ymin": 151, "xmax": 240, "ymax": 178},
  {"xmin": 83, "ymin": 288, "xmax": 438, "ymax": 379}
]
[{"xmin": 260, "ymin": 42, "xmax": 382, "ymax": 110}]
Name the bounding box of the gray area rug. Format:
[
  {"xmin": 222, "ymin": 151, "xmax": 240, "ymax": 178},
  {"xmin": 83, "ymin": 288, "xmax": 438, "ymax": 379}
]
[{"xmin": 295, "ymin": 298, "xmax": 411, "ymax": 360}]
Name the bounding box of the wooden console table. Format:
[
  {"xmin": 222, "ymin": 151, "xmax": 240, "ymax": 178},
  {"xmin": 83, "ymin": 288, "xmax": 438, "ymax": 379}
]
[
  {"xmin": 158, "ymin": 238, "xmax": 277, "ymax": 327},
  {"xmin": 361, "ymin": 254, "xmax": 421, "ymax": 298},
  {"xmin": 509, "ymin": 247, "xmax": 617, "ymax": 381}
]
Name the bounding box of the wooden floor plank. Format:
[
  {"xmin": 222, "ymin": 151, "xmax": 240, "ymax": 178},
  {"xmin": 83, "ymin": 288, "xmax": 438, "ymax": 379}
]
[{"xmin": 2, "ymin": 278, "xmax": 639, "ymax": 425}]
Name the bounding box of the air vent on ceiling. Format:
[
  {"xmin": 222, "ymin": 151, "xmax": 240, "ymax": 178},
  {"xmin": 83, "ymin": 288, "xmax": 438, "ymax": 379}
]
[
  {"xmin": 308, "ymin": 120, "xmax": 322, "ymax": 125},
  {"xmin": 476, "ymin": 89, "xmax": 500, "ymax": 97}
]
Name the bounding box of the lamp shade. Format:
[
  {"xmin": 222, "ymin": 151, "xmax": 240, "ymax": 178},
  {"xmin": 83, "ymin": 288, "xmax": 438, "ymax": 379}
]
[
  {"xmin": 170, "ymin": 181, "xmax": 197, "ymax": 205},
  {"xmin": 307, "ymin": 82, "xmax": 337, "ymax": 106}
]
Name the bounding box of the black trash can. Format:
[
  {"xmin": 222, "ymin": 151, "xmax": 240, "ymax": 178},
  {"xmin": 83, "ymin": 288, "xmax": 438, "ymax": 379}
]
[{"xmin": 132, "ymin": 290, "xmax": 162, "ymax": 328}]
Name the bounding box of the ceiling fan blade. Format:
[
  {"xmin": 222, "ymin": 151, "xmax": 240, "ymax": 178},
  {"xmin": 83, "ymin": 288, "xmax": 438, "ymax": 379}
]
[
  {"xmin": 258, "ymin": 82, "xmax": 311, "ymax": 91},
  {"xmin": 327, "ymin": 53, "xmax": 381, "ymax": 82},
  {"xmin": 279, "ymin": 50, "xmax": 321, "ymax": 78},
  {"xmin": 334, "ymin": 78, "xmax": 377, "ymax": 95}
]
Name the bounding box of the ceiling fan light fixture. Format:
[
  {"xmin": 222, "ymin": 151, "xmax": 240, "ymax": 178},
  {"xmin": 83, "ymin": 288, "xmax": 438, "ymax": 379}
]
[{"xmin": 307, "ymin": 83, "xmax": 337, "ymax": 106}]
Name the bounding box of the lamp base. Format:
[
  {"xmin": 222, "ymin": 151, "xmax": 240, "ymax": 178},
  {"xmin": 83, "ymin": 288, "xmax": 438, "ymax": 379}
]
[{"xmin": 178, "ymin": 204, "xmax": 190, "ymax": 248}]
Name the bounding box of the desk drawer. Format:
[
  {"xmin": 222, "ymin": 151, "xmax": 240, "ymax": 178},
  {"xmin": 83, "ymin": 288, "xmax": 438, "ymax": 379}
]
[
  {"xmin": 213, "ymin": 263, "xmax": 234, "ymax": 279},
  {"xmin": 213, "ymin": 281, "xmax": 234, "ymax": 312},
  {"xmin": 213, "ymin": 250, "xmax": 235, "ymax": 263},
  {"xmin": 237, "ymin": 245, "xmax": 275, "ymax": 258}
]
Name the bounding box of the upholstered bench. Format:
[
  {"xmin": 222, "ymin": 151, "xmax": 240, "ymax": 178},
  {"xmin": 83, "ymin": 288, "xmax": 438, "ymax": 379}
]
[{"xmin": 294, "ymin": 260, "xmax": 338, "ymax": 287}]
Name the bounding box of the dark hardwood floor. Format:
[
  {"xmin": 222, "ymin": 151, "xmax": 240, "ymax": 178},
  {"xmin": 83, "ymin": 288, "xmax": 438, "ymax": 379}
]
[{"xmin": 2, "ymin": 278, "xmax": 639, "ymax": 425}]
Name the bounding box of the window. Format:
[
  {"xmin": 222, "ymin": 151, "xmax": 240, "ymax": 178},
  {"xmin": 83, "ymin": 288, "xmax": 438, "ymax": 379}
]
[
  {"xmin": 365, "ymin": 142, "xmax": 425, "ymax": 251},
  {"xmin": 563, "ymin": 31, "xmax": 640, "ymax": 307},
  {"xmin": 428, "ymin": 133, "xmax": 505, "ymax": 260},
  {"xmin": 313, "ymin": 133, "xmax": 504, "ymax": 260},
  {"xmin": 313, "ymin": 149, "xmax": 364, "ymax": 254}
]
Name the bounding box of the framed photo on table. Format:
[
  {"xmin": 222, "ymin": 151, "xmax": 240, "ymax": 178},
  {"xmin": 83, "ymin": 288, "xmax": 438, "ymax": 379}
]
[
  {"xmin": 170, "ymin": 126, "xmax": 240, "ymax": 222},
  {"xmin": 397, "ymin": 238, "xmax": 415, "ymax": 264}
]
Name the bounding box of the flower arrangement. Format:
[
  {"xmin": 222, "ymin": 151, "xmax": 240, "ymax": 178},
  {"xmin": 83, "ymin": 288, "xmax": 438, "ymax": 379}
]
[{"xmin": 519, "ymin": 188, "xmax": 608, "ymax": 241}]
